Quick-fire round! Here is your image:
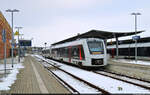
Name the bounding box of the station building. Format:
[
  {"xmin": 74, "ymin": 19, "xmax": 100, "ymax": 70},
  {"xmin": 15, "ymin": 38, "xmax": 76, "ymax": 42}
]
[{"xmin": 0, "ymin": 11, "xmax": 12, "ymax": 59}]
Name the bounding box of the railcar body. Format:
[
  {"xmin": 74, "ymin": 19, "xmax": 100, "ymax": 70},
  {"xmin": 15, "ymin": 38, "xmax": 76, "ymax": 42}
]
[
  {"xmin": 107, "ymin": 42, "xmax": 150, "ymax": 58},
  {"xmin": 50, "ymin": 38, "xmax": 107, "ymax": 67},
  {"xmin": 42, "ymin": 48, "xmax": 50, "ymax": 58}
]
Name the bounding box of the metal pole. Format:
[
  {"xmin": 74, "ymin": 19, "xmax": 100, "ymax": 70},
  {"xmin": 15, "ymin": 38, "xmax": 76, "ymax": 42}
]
[
  {"xmin": 2, "ymin": 29, "xmax": 7, "ymax": 77},
  {"xmin": 131, "ymin": 13, "xmax": 141, "ymax": 63},
  {"xmin": 45, "ymin": 42, "xmax": 47, "ymax": 49},
  {"xmin": 20, "ymin": 34, "xmax": 24, "ymax": 39},
  {"xmin": 15, "ymin": 27, "xmax": 22, "ymax": 63},
  {"xmin": 135, "ymin": 15, "xmax": 137, "ymax": 62},
  {"xmin": 116, "ymin": 37, "xmax": 119, "ymax": 59},
  {"xmin": 4, "ymin": 39, "xmax": 6, "ymax": 77},
  {"xmin": 11, "ymin": 12, "xmax": 14, "ymax": 68},
  {"xmin": 18, "ymin": 28, "xmax": 20, "ymax": 63},
  {"xmin": 6, "ymin": 9, "xmax": 19, "ymax": 68}
]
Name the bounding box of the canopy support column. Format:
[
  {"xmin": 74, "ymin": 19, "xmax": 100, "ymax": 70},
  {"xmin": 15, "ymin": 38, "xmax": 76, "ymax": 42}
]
[
  {"xmin": 104, "ymin": 39, "xmax": 107, "ymax": 48},
  {"xmin": 116, "ymin": 37, "xmax": 119, "ymax": 59}
]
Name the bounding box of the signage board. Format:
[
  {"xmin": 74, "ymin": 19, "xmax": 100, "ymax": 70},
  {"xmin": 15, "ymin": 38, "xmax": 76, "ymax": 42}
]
[
  {"xmin": 2, "ymin": 29, "xmax": 6, "ymax": 43},
  {"xmin": 19, "ymin": 40, "xmax": 32, "ymax": 46},
  {"xmin": 132, "ymin": 36, "xmax": 140, "ymax": 40}
]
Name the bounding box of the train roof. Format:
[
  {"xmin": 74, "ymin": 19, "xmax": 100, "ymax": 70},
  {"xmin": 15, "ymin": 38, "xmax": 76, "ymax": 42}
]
[{"xmin": 52, "ymin": 29, "xmax": 144, "ymax": 46}]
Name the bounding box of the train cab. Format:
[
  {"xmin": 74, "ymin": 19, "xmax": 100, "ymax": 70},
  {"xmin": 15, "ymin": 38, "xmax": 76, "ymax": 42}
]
[{"xmin": 85, "ymin": 38, "xmax": 107, "ymax": 67}]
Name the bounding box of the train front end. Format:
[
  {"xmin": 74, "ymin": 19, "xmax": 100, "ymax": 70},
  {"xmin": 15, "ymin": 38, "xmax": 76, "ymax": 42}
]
[{"xmin": 84, "ymin": 38, "xmax": 107, "ymax": 67}]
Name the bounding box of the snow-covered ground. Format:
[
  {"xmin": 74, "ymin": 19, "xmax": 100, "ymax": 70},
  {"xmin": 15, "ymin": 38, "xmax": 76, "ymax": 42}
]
[
  {"xmin": 34, "ymin": 55, "xmax": 150, "ymax": 94},
  {"xmin": 42, "ymin": 62, "xmax": 100, "ymax": 93},
  {"xmin": 0, "ymin": 57, "xmax": 24, "ymax": 91},
  {"xmin": 97, "ymin": 71, "xmax": 150, "ymax": 88},
  {"xmin": 112, "ymin": 59, "xmax": 150, "ymax": 66}
]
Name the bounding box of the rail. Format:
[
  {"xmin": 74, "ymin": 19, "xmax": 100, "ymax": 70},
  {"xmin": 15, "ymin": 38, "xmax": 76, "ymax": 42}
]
[{"xmin": 36, "ymin": 56, "xmax": 110, "ymax": 94}]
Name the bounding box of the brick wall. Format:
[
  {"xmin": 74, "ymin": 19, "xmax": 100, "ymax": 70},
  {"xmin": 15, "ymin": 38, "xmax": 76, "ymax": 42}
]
[{"xmin": 0, "ymin": 11, "xmax": 12, "ymax": 59}]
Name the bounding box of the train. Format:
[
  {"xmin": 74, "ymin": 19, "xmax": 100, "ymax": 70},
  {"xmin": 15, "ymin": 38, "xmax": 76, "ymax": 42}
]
[
  {"xmin": 42, "ymin": 38, "xmax": 107, "ymax": 67},
  {"xmin": 41, "ymin": 47, "xmax": 50, "ymax": 58},
  {"xmin": 107, "ymin": 37, "xmax": 150, "ymax": 60}
]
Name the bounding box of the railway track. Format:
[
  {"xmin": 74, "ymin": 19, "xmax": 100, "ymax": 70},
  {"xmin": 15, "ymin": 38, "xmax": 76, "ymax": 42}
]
[
  {"xmin": 38, "ymin": 57, "xmax": 110, "ymax": 94},
  {"xmin": 35, "ymin": 55, "xmax": 150, "ymax": 94},
  {"xmin": 47, "ymin": 57, "xmax": 150, "ymax": 90},
  {"xmin": 50, "ymin": 57, "xmax": 150, "ymax": 90},
  {"xmin": 93, "ymin": 71, "xmax": 150, "ymax": 91},
  {"xmin": 103, "ymin": 70, "xmax": 150, "ymax": 83},
  {"xmin": 45, "ymin": 67, "xmax": 79, "ymax": 94}
]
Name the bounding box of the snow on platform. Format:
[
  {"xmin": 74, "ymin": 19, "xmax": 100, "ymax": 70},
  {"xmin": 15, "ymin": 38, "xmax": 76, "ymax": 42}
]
[
  {"xmin": 112, "ymin": 59, "xmax": 150, "ymax": 66},
  {"xmin": 0, "ymin": 58, "xmax": 24, "ymax": 91}
]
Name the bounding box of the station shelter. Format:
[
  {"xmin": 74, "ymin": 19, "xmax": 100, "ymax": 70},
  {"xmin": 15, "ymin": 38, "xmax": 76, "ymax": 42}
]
[{"xmin": 0, "ymin": 11, "xmax": 12, "ymax": 59}]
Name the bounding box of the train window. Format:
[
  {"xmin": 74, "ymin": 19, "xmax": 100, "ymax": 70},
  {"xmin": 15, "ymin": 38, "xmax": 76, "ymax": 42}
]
[
  {"xmin": 51, "ymin": 49, "xmax": 55, "ymax": 54},
  {"xmin": 60, "ymin": 47, "xmax": 67, "ymax": 57},
  {"xmin": 59, "ymin": 48, "xmax": 61, "ymax": 57},
  {"xmin": 58, "ymin": 48, "xmax": 61, "ymax": 57},
  {"xmin": 60, "ymin": 48, "xmax": 63, "ymax": 57},
  {"xmin": 71, "ymin": 46, "xmax": 79, "ymax": 59},
  {"xmin": 87, "ymin": 40, "xmax": 104, "ymax": 54},
  {"xmin": 52, "ymin": 49, "xmax": 58, "ymax": 57},
  {"xmin": 64, "ymin": 47, "xmax": 69, "ymax": 57}
]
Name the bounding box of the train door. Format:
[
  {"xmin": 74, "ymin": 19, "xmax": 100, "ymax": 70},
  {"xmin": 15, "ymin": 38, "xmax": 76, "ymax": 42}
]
[
  {"xmin": 78, "ymin": 45, "xmax": 82, "ymax": 60},
  {"xmin": 68, "ymin": 46, "xmax": 72, "ymax": 63},
  {"xmin": 111, "ymin": 48, "xmax": 114, "ymax": 58},
  {"xmin": 78, "ymin": 45, "xmax": 85, "ymax": 60}
]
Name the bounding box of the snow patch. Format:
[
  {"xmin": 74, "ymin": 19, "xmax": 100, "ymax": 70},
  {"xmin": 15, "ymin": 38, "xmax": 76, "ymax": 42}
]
[
  {"xmin": 113, "ymin": 59, "xmax": 150, "ymax": 66},
  {"xmin": 0, "ymin": 59, "xmax": 24, "ymax": 91},
  {"xmin": 35, "ymin": 55, "xmax": 150, "ymax": 93}
]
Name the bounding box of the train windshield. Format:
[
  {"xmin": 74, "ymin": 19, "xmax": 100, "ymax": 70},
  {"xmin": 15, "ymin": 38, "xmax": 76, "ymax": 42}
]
[{"xmin": 87, "ymin": 40, "xmax": 104, "ymax": 54}]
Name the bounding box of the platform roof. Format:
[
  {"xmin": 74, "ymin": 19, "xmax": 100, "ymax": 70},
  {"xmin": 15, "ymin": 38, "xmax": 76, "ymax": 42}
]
[{"xmin": 52, "ymin": 29, "xmax": 144, "ymax": 45}]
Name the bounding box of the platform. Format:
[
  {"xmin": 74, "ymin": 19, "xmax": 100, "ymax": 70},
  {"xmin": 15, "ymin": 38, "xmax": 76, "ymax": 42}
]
[
  {"xmin": 107, "ymin": 58, "xmax": 150, "ymax": 81},
  {"xmin": 0, "ymin": 56, "xmax": 70, "ymax": 94}
]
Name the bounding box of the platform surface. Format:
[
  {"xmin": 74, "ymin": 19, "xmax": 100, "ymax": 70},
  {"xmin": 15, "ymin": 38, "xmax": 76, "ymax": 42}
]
[{"xmin": 0, "ymin": 56, "xmax": 70, "ymax": 94}]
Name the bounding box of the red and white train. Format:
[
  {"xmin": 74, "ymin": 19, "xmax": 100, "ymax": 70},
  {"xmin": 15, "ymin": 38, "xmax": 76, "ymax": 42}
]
[{"xmin": 42, "ymin": 38, "xmax": 107, "ymax": 67}]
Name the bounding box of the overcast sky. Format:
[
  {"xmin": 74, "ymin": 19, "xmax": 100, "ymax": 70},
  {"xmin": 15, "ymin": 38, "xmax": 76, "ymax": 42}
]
[{"xmin": 1, "ymin": 0, "xmax": 150, "ymax": 47}]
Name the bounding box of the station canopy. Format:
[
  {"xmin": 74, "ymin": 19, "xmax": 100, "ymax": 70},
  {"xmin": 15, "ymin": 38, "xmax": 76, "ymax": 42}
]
[{"xmin": 52, "ymin": 29, "xmax": 144, "ymax": 45}]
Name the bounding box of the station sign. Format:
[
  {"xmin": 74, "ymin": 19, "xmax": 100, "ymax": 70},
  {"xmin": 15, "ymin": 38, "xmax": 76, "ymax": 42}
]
[
  {"xmin": 19, "ymin": 40, "xmax": 32, "ymax": 46},
  {"xmin": 2, "ymin": 29, "xmax": 6, "ymax": 43},
  {"xmin": 132, "ymin": 36, "xmax": 140, "ymax": 41},
  {"xmin": 118, "ymin": 40, "xmax": 123, "ymax": 44},
  {"xmin": 14, "ymin": 31, "xmax": 19, "ymax": 36}
]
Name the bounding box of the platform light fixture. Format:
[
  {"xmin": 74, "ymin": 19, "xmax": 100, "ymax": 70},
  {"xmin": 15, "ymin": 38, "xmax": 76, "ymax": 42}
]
[
  {"xmin": 131, "ymin": 12, "xmax": 141, "ymax": 63},
  {"xmin": 44, "ymin": 42, "xmax": 47, "ymax": 49},
  {"xmin": 6, "ymin": 9, "xmax": 19, "ymax": 68}
]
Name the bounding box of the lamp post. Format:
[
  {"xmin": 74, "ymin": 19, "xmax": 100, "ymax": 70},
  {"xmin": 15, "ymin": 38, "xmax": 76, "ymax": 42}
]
[
  {"xmin": 44, "ymin": 42, "xmax": 47, "ymax": 49},
  {"xmin": 131, "ymin": 12, "xmax": 141, "ymax": 62},
  {"xmin": 6, "ymin": 9, "xmax": 19, "ymax": 68},
  {"xmin": 20, "ymin": 34, "xmax": 24, "ymax": 39},
  {"xmin": 15, "ymin": 26, "xmax": 23, "ymax": 63},
  {"xmin": 44, "ymin": 42, "xmax": 47, "ymax": 58}
]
